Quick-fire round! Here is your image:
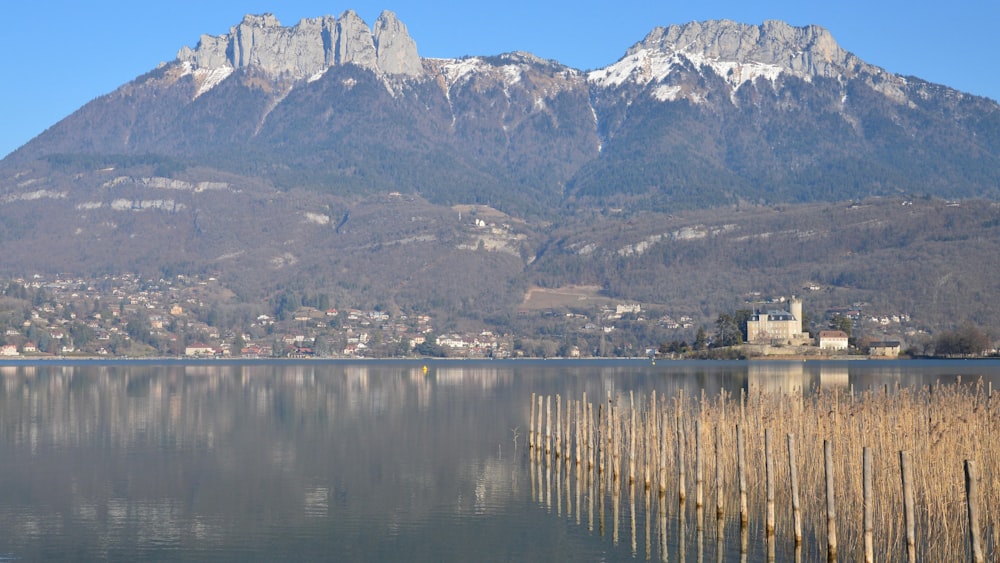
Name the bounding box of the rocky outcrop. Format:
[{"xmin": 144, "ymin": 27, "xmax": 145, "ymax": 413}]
[
  {"xmin": 331, "ymin": 11, "xmax": 377, "ymax": 69},
  {"xmin": 176, "ymin": 10, "xmax": 421, "ymax": 78},
  {"xmin": 630, "ymin": 19, "xmax": 866, "ymax": 79},
  {"xmin": 373, "ymin": 11, "xmax": 421, "ymax": 76}
]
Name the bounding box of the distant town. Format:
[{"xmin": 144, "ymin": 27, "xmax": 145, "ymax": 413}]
[{"xmin": 0, "ymin": 273, "xmax": 987, "ymax": 360}]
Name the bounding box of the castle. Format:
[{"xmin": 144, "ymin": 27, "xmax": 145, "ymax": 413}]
[{"xmin": 746, "ymin": 296, "xmax": 811, "ymax": 345}]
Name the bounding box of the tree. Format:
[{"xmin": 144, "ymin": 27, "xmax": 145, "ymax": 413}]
[
  {"xmin": 713, "ymin": 313, "xmax": 743, "ymax": 347},
  {"xmin": 206, "ymin": 307, "xmax": 221, "ymax": 328},
  {"xmin": 70, "ymin": 322, "xmax": 95, "ymax": 347},
  {"xmin": 125, "ymin": 311, "xmax": 152, "ymax": 344},
  {"xmin": 232, "ymin": 334, "xmax": 246, "ymax": 356},
  {"xmin": 831, "ymin": 314, "xmax": 853, "ymax": 337},
  {"xmin": 414, "ymin": 336, "xmax": 447, "ymax": 357},
  {"xmin": 658, "ymin": 340, "xmax": 688, "ymax": 355},
  {"xmin": 733, "ymin": 309, "xmax": 753, "ymax": 342},
  {"xmin": 933, "ymin": 323, "xmax": 991, "ymax": 357},
  {"xmin": 694, "ymin": 326, "xmax": 708, "ymax": 351}
]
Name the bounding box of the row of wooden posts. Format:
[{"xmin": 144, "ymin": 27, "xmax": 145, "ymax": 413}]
[{"xmin": 527, "ymin": 390, "xmax": 988, "ymax": 562}]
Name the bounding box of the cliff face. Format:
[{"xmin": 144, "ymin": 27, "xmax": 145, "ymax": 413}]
[
  {"xmin": 176, "ymin": 10, "xmax": 421, "ymax": 78},
  {"xmin": 629, "ymin": 20, "xmax": 858, "ymax": 78}
]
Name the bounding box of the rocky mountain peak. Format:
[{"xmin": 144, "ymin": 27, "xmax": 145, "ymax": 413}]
[
  {"xmin": 176, "ymin": 9, "xmax": 422, "ymax": 79},
  {"xmin": 373, "ymin": 10, "xmax": 421, "ymax": 76},
  {"xmin": 239, "ymin": 13, "xmax": 281, "ymax": 28},
  {"xmin": 629, "ymin": 19, "xmax": 859, "ymax": 79}
]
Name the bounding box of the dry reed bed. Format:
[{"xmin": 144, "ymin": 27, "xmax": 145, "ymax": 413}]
[{"xmin": 529, "ymin": 380, "xmax": 998, "ymax": 561}]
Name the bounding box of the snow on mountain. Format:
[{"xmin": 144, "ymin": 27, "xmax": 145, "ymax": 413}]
[{"xmin": 588, "ymin": 47, "xmax": 787, "ymax": 94}]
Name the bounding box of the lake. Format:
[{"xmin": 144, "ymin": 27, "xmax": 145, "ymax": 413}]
[{"xmin": 1, "ymin": 359, "xmax": 997, "ymax": 561}]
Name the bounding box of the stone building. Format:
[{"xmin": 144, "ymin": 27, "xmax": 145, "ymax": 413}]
[{"xmin": 746, "ymin": 296, "xmax": 811, "ymax": 345}]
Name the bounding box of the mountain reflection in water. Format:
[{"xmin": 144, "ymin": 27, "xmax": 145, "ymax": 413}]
[{"xmin": 0, "ymin": 360, "xmax": 996, "ymax": 561}]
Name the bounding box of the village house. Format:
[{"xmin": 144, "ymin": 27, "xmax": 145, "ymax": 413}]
[
  {"xmin": 184, "ymin": 343, "xmax": 217, "ymax": 357},
  {"xmin": 868, "ymin": 341, "xmax": 902, "ymax": 357},
  {"xmin": 817, "ymin": 330, "xmax": 849, "ymax": 351}
]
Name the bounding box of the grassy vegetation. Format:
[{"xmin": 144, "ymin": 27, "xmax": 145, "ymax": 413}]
[{"xmin": 531, "ymin": 380, "xmax": 999, "ymax": 560}]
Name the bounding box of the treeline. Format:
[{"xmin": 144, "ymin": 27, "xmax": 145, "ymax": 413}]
[{"xmin": 908, "ymin": 324, "xmax": 994, "ymax": 358}]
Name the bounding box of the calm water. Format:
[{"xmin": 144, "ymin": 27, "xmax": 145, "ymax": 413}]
[{"xmin": 0, "ymin": 359, "xmax": 997, "ymax": 561}]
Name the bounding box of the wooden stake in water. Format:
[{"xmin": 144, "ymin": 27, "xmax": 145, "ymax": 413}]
[
  {"xmin": 900, "ymin": 450, "xmax": 915, "ymax": 563},
  {"xmin": 598, "ymin": 403, "xmax": 605, "ymax": 476},
  {"xmin": 716, "ymin": 424, "xmax": 724, "ymax": 520},
  {"xmin": 530, "ymin": 392, "xmax": 536, "ymax": 453},
  {"xmin": 737, "ymin": 423, "xmax": 748, "ymax": 526},
  {"xmin": 646, "ymin": 392, "xmax": 654, "ymax": 490},
  {"xmin": 659, "ymin": 410, "xmax": 667, "ymax": 496},
  {"xmin": 608, "ymin": 398, "xmax": 622, "ymax": 483},
  {"xmin": 788, "ymin": 433, "xmax": 802, "ymax": 545},
  {"xmin": 537, "ymin": 395, "xmax": 544, "ymax": 457},
  {"xmin": 588, "ymin": 402, "xmax": 595, "ymax": 471},
  {"xmin": 583, "ymin": 392, "xmax": 589, "ymax": 467},
  {"xmin": 863, "ymin": 446, "xmax": 874, "ymax": 563},
  {"xmin": 677, "ymin": 422, "xmax": 687, "ymax": 504},
  {"xmin": 824, "ymin": 439, "xmax": 837, "ymax": 563},
  {"xmin": 556, "ymin": 394, "xmax": 562, "ymax": 460},
  {"xmin": 965, "ymin": 459, "xmax": 985, "ymax": 563},
  {"xmin": 765, "ymin": 429, "xmax": 775, "ymax": 539},
  {"xmin": 565, "ymin": 400, "xmax": 573, "ymax": 475},
  {"xmin": 696, "ymin": 419, "xmax": 704, "ymax": 511},
  {"xmin": 576, "ymin": 400, "xmax": 582, "ymax": 466},
  {"xmin": 545, "ymin": 395, "xmax": 551, "ymax": 457},
  {"xmin": 629, "ymin": 391, "xmax": 636, "ymax": 485}
]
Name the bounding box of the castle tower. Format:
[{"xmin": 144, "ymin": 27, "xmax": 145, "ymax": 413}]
[{"xmin": 790, "ymin": 296, "xmax": 803, "ymax": 334}]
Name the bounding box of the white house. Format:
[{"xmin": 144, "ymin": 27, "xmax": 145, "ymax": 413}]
[
  {"xmin": 818, "ymin": 330, "xmax": 849, "ymax": 351},
  {"xmin": 184, "ymin": 343, "xmax": 217, "ymax": 357}
]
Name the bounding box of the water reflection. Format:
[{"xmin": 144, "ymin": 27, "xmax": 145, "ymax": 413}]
[
  {"xmin": 748, "ymin": 362, "xmax": 852, "ymax": 394},
  {"xmin": 0, "ymin": 362, "xmax": 536, "ymax": 561},
  {"xmin": 0, "ymin": 359, "xmax": 997, "ymax": 561}
]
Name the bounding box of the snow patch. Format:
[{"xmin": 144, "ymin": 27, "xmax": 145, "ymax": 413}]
[
  {"xmin": 2, "ymin": 190, "xmax": 67, "ymax": 204},
  {"xmin": 76, "ymin": 202, "xmax": 104, "ymax": 210},
  {"xmin": 683, "ymin": 52, "xmax": 784, "ymax": 89},
  {"xmin": 215, "ymin": 250, "xmax": 247, "ymax": 261},
  {"xmin": 502, "ymin": 65, "xmax": 523, "ymax": 85},
  {"xmin": 193, "ymin": 66, "xmax": 233, "ymax": 98},
  {"xmin": 590, "ymin": 48, "xmax": 787, "ymax": 94},
  {"xmin": 438, "ymin": 57, "xmax": 527, "ymax": 91},
  {"xmin": 307, "ymin": 69, "xmax": 327, "ymax": 83},
  {"xmin": 439, "ymin": 58, "xmax": 483, "ymax": 85},
  {"xmin": 652, "ymin": 85, "xmax": 682, "ymax": 102},
  {"xmin": 110, "ymin": 199, "xmax": 185, "ymax": 212},
  {"xmin": 589, "ymin": 49, "xmax": 677, "ymax": 88},
  {"xmin": 303, "ymin": 212, "xmax": 330, "ymax": 225},
  {"xmin": 674, "ymin": 226, "xmax": 708, "ymax": 240},
  {"xmin": 270, "ymin": 253, "xmax": 299, "ymax": 269}
]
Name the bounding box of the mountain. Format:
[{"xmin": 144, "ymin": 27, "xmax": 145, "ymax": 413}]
[{"xmin": 2, "ymin": 11, "xmax": 999, "ymax": 339}]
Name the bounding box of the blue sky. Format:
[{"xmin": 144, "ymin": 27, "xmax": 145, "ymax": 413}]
[{"xmin": 2, "ymin": 1, "xmax": 998, "ymax": 158}]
